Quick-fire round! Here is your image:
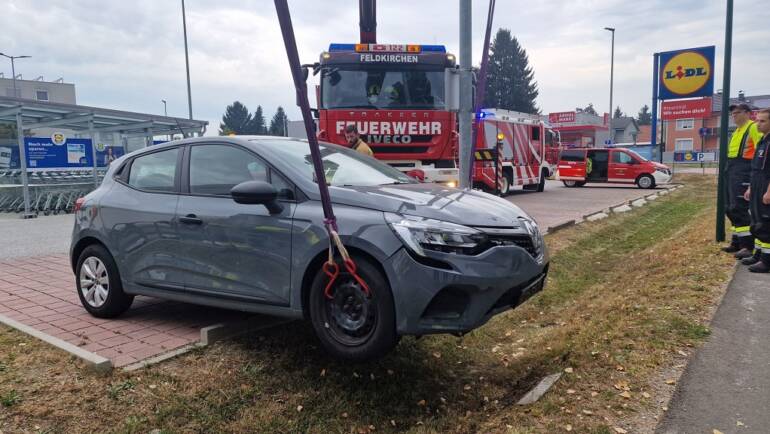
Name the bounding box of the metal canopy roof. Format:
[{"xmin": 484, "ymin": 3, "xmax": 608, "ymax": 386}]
[{"xmin": 0, "ymin": 96, "xmax": 207, "ymax": 137}]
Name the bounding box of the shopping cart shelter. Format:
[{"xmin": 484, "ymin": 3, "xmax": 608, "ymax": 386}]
[{"xmin": 0, "ymin": 96, "xmax": 207, "ymax": 217}]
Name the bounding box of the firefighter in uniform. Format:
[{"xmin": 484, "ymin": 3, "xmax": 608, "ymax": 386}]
[
  {"xmin": 742, "ymin": 109, "xmax": 770, "ymax": 272},
  {"xmin": 343, "ymin": 124, "xmax": 374, "ymax": 157},
  {"xmin": 722, "ymin": 103, "xmax": 763, "ymax": 258}
]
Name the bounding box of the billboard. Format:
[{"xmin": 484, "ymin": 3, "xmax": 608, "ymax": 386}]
[
  {"xmin": 658, "ymin": 46, "xmax": 715, "ymax": 100},
  {"xmin": 20, "ymin": 135, "xmax": 124, "ymax": 171},
  {"xmin": 661, "ymin": 98, "xmax": 712, "ymax": 121},
  {"xmin": 548, "ymin": 112, "xmax": 576, "ymax": 123}
]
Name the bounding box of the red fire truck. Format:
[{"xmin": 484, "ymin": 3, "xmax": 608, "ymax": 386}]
[
  {"xmin": 314, "ymin": 43, "xmax": 460, "ymax": 185},
  {"xmin": 471, "ymin": 109, "xmax": 561, "ymax": 194}
]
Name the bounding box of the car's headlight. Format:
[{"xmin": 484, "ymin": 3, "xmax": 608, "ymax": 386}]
[
  {"xmin": 385, "ymin": 213, "xmax": 486, "ymax": 256},
  {"xmin": 519, "ymin": 217, "xmax": 544, "ymax": 258},
  {"xmin": 655, "ymin": 167, "xmax": 669, "ymax": 174}
]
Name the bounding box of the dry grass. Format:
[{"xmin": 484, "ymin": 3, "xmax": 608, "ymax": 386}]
[{"xmin": 0, "ymin": 175, "xmax": 734, "ymax": 434}]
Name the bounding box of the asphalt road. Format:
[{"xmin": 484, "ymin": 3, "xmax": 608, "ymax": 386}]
[
  {"xmin": 0, "ymin": 181, "xmax": 661, "ymax": 260},
  {"xmin": 656, "ymin": 266, "xmax": 770, "ymax": 434},
  {"xmin": 0, "ymin": 213, "xmax": 74, "ymax": 260},
  {"xmin": 506, "ymin": 180, "xmax": 666, "ymax": 231}
]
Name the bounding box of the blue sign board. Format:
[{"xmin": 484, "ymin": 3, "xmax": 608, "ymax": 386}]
[
  {"xmin": 658, "ymin": 46, "xmax": 715, "ymax": 100},
  {"xmin": 10, "ymin": 137, "xmax": 126, "ymax": 170},
  {"xmin": 25, "ymin": 137, "xmax": 93, "ymax": 170}
]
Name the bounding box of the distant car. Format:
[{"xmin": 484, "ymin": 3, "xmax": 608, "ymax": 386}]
[
  {"xmin": 558, "ymin": 147, "xmax": 672, "ymax": 189},
  {"xmin": 70, "ymin": 136, "xmax": 548, "ymax": 360}
]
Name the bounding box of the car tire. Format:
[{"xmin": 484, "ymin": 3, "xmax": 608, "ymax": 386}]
[
  {"xmin": 75, "ymin": 244, "xmax": 133, "ymax": 318},
  {"xmin": 636, "ymin": 174, "xmax": 655, "ymax": 189},
  {"xmin": 536, "ymin": 169, "xmax": 547, "ymax": 192},
  {"xmin": 308, "ymin": 255, "xmax": 398, "ymax": 361},
  {"xmin": 563, "ymin": 180, "xmax": 578, "ymax": 187}
]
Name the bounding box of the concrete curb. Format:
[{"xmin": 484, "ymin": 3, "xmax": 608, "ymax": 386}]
[
  {"xmin": 0, "ymin": 312, "xmax": 112, "ymax": 372},
  {"xmin": 631, "ymin": 198, "xmax": 647, "ymax": 207},
  {"xmin": 585, "ymin": 212, "xmax": 609, "ymax": 222},
  {"xmin": 545, "ymin": 219, "xmax": 577, "ymax": 235},
  {"xmin": 611, "ymin": 204, "xmax": 633, "ymax": 213},
  {"xmin": 123, "ymin": 343, "xmax": 204, "ymax": 372},
  {"xmin": 122, "ymin": 316, "xmax": 293, "ymax": 371}
]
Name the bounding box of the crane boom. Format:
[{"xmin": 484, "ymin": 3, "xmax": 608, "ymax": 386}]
[{"xmin": 359, "ymin": 0, "xmax": 376, "ymax": 43}]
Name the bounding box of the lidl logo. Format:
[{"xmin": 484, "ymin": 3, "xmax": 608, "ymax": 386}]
[
  {"xmin": 50, "ymin": 132, "xmax": 67, "ymax": 146},
  {"xmin": 657, "ymin": 46, "xmax": 715, "ymax": 100},
  {"xmin": 662, "ymin": 52, "xmax": 711, "ymax": 96}
]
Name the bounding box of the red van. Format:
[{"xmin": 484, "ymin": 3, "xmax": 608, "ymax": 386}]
[{"xmin": 557, "ymin": 147, "xmax": 672, "ymax": 189}]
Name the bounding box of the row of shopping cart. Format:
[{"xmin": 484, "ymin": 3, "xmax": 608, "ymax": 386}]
[
  {"xmin": 0, "ymin": 169, "xmax": 104, "ymax": 185},
  {"xmin": 0, "ymin": 188, "xmax": 90, "ymax": 215}
]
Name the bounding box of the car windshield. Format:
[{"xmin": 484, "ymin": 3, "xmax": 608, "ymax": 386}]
[
  {"xmin": 321, "ymin": 67, "xmax": 445, "ymax": 110},
  {"xmin": 253, "ymin": 139, "xmax": 416, "ymax": 187}
]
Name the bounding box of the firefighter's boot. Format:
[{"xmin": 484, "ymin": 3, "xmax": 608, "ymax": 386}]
[
  {"xmin": 741, "ymin": 249, "xmax": 761, "ymax": 266},
  {"xmin": 748, "ymin": 254, "xmax": 770, "ymax": 273},
  {"xmin": 721, "ymin": 235, "xmax": 740, "ymax": 253},
  {"xmin": 734, "ymin": 236, "xmax": 755, "ymax": 259}
]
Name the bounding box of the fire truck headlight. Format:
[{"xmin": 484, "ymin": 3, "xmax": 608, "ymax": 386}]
[
  {"xmin": 445, "ymin": 181, "xmax": 457, "ymax": 188},
  {"xmin": 385, "ymin": 213, "xmax": 486, "ymax": 256}
]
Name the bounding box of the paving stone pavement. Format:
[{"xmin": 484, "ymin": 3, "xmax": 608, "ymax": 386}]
[{"xmin": 0, "ymin": 254, "xmax": 250, "ymax": 367}]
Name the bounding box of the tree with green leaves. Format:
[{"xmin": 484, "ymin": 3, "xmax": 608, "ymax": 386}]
[
  {"xmin": 637, "ymin": 105, "xmax": 652, "ymax": 125},
  {"xmin": 483, "ymin": 29, "xmax": 539, "ymax": 113},
  {"xmin": 577, "ymin": 103, "xmax": 598, "ymax": 115},
  {"xmin": 246, "ymin": 105, "xmax": 267, "ymax": 135},
  {"xmin": 268, "ymin": 106, "xmax": 289, "ymax": 136},
  {"xmin": 219, "ymin": 101, "xmax": 252, "ymax": 135},
  {"xmin": 613, "ymin": 106, "xmax": 624, "ymax": 119}
]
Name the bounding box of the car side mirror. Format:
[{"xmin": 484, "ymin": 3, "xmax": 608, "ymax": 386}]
[{"xmin": 230, "ymin": 181, "xmax": 283, "ymax": 214}]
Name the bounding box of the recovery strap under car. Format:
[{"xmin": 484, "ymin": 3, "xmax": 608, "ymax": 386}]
[{"xmin": 274, "ymin": 0, "xmax": 370, "ymax": 299}]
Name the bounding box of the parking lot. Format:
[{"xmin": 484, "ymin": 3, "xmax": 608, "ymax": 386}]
[{"xmin": 0, "ymin": 181, "xmax": 669, "ymax": 368}]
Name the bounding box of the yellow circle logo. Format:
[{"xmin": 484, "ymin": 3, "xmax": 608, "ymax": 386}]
[
  {"xmin": 662, "ymin": 51, "xmax": 711, "ymax": 96},
  {"xmin": 684, "ymin": 152, "xmax": 693, "ymax": 161}
]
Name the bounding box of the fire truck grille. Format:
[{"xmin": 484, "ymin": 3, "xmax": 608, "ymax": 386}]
[{"xmin": 370, "ymin": 146, "xmax": 430, "ymax": 154}]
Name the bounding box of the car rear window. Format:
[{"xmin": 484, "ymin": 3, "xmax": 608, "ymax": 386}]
[
  {"xmin": 128, "ymin": 148, "xmax": 179, "ymax": 192},
  {"xmin": 560, "ymin": 149, "xmax": 585, "ymax": 162}
]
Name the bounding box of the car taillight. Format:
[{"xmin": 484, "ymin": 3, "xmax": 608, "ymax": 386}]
[{"xmin": 74, "ymin": 197, "xmax": 85, "ymax": 212}]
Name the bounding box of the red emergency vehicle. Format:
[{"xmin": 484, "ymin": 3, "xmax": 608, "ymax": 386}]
[
  {"xmin": 557, "ymin": 147, "xmax": 672, "ymax": 189},
  {"xmin": 471, "ymin": 109, "xmax": 561, "ymax": 194},
  {"xmin": 314, "ymin": 43, "xmax": 460, "ymax": 185}
]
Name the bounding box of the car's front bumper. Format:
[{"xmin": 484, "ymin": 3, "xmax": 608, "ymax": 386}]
[
  {"xmin": 653, "ymin": 170, "xmax": 672, "ymax": 185},
  {"xmin": 383, "ymin": 245, "xmax": 548, "ymax": 336}
]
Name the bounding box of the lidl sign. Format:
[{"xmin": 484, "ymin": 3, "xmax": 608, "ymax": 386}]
[{"xmin": 658, "ymin": 46, "xmax": 715, "ymax": 100}]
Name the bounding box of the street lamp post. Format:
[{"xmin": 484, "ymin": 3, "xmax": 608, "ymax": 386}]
[
  {"xmin": 181, "ymin": 0, "xmax": 193, "ymax": 122},
  {"xmin": 604, "ymin": 27, "xmax": 615, "ymax": 144},
  {"xmin": 0, "ymin": 53, "xmax": 31, "ymax": 98}
]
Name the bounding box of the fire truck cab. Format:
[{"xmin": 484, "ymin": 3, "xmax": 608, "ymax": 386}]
[
  {"xmin": 472, "ymin": 109, "xmax": 560, "ymax": 194},
  {"xmin": 558, "ymin": 147, "xmax": 672, "ymax": 189},
  {"xmin": 314, "ymin": 43, "xmax": 460, "ymax": 185}
]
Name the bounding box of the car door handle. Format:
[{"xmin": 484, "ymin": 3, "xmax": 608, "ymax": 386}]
[{"xmin": 179, "ymin": 214, "xmax": 203, "ymax": 225}]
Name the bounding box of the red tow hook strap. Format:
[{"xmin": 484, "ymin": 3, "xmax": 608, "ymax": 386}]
[{"xmin": 274, "ymin": 0, "xmax": 370, "ymax": 300}]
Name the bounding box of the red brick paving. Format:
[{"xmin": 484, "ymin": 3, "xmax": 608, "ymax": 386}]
[{"xmin": 0, "ymin": 254, "xmax": 251, "ymax": 367}]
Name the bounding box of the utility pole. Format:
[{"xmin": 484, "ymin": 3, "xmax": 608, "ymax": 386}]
[
  {"xmin": 181, "ymin": 0, "xmax": 193, "ymax": 121},
  {"xmin": 458, "ymin": 0, "xmax": 472, "ymax": 189},
  {"xmin": 604, "ymin": 27, "xmax": 615, "ymax": 143},
  {"xmin": 716, "ymin": 0, "xmax": 733, "ymax": 242}
]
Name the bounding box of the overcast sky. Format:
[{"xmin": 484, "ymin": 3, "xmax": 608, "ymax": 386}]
[{"xmin": 2, "ymin": 0, "xmax": 766, "ymax": 134}]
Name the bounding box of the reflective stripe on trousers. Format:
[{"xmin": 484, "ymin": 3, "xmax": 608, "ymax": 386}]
[
  {"xmin": 733, "ymin": 225, "xmax": 752, "ymax": 236},
  {"xmin": 757, "ymin": 240, "xmax": 770, "ymax": 253}
]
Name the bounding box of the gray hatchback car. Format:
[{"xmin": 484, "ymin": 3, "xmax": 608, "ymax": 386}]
[{"xmin": 71, "ymin": 136, "xmax": 548, "ymax": 360}]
